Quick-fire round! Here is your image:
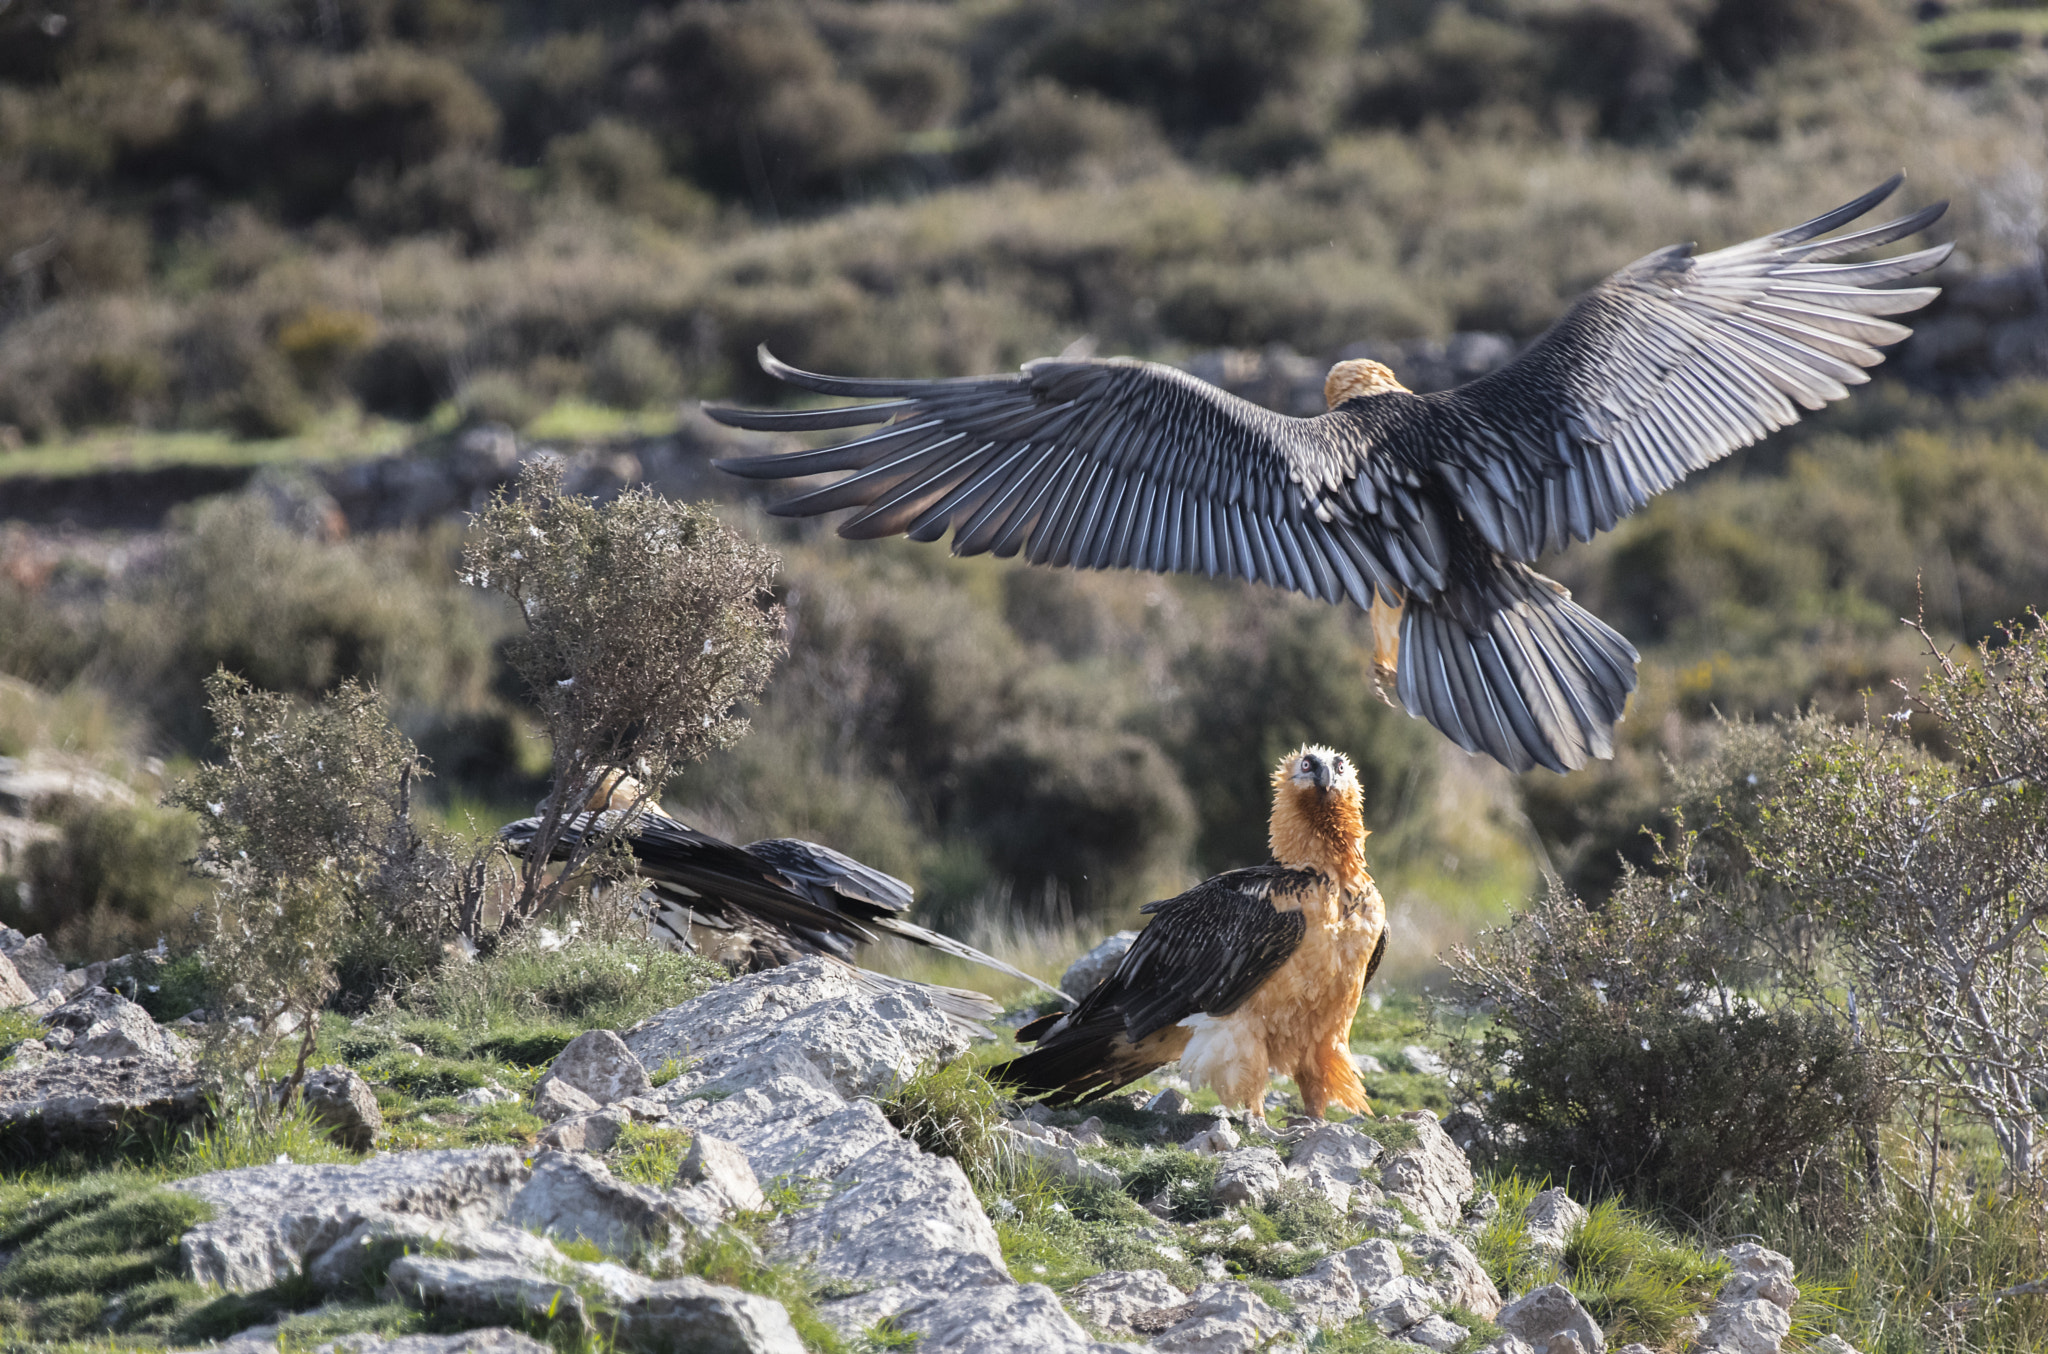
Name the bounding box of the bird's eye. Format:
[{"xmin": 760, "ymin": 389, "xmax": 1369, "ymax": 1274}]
[{"xmin": 1301, "ymin": 758, "xmax": 1313, "ymax": 772}]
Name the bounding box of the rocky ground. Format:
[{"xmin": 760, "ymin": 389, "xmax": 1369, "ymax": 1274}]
[{"xmin": 0, "ymin": 932, "xmax": 1853, "ymax": 1354}]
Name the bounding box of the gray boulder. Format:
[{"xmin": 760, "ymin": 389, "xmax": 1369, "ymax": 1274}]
[
  {"xmin": 1336, "ymin": 1238, "xmax": 1405, "ymax": 1295},
  {"xmin": 173, "ymin": 1148, "xmax": 532, "ymax": 1292},
  {"xmin": 1000, "ymin": 1123, "xmax": 1121, "ymax": 1191},
  {"xmin": 0, "ymin": 950, "xmax": 37, "ymax": 1008},
  {"xmin": 878, "ymin": 1279, "xmax": 1132, "ymax": 1354},
  {"xmin": 43, "ymin": 989, "xmax": 185, "ymax": 1062},
  {"xmin": 1379, "ymin": 1112, "xmax": 1474, "ymax": 1231},
  {"xmin": 1406, "ymin": 1232, "xmax": 1502, "ymax": 1318},
  {"xmin": 539, "ymin": 1107, "xmax": 629, "ymax": 1154},
  {"xmin": 5, "ymin": 934, "xmax": 69, "ymax": 1001},
  {"xmin": 1406, "ymin": 1315, "xmax": 1473, "ymax": 1350},
  {"xmin": 626, "ymin": 958, "xmax": 969, "ymax": 1103},
  {"xmin": 384, "ymin": 1256, "xmax": 586, "ymax": 1333},
  {"xmin": 1370, "ymin": 1275, "xmax": 1440, "ymax": 1332},
  {"xmin": 1288, "ymin": 1121, "xmax": 1383, "ymax": 1184},
  {"xmin": 1523, "ymin": 1187, "xmax": 1586, "ymax": 1257},
  {"xmin": 311, "ymin": 1331, "xmax": 551, "ymax": 1354},
  {"xmin": 677, "ymin": 1132, "xmax": 767, "ymax": 1215},
  {"xmin": 0, "ymin": 1053, "xmax": 206, "ymax": 1143},
  {"xmin": 506, "ymin": 1151, "xmax": 688, "ymax": 1258},
  {"xmin": 1497, "ymin": 1283, "xmax": 1605, "ymax": 1354},
  {"xmin": 302, "ymin": 1065, "xmax": 382, "ymax": 1150},
  {"xmin": 537, "ymin": 1029, "xmax": 650, "ymax": 1107},
  {"xmin": 306, "ymin": 1211, "xmax": 562, "ymax": 1293},
  {"xmin": 1060, "ymin": 932, "xmax": 1137, "ymax": 1000},
  {"xmin": 610, "ymin": 1275, "xmax": 807, "ymax": 1354},
  {"xmin": 533, "ymin": 1078, "xmax": 599, "ymax": 1123},
  {"xmin": 1698, "ymin": 1244, "xmax": 1798, "ymax": 1354},
  {"xmin": 1210, "ymin": 1147, "xmax": 1284, "ymax": 1208},
  {"xmin": 1275, "ymin": 1253, "xmax": 1363, "ymax": 1327},
  {"xmin": 1148, "ymin": 1280, "xmax": 1296, "ymax": 1353},
  {"xmin": 1063, "ymin": 1268, "xmax": 1186, "ymax": 1335}
]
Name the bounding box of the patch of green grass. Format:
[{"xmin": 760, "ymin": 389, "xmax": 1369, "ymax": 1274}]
[
  {"xmin": 380, "ymin": 1098, "xmax": 542, "ymax": 1152},
  {"xmin": 612, "ymin": 1124, "xmax": 691, "ymax": 1188},
  {"xmin": 175, "ymin": 1101, "xmax": 359, "ymax": 1175},
  {"xmin": 412, "ymin": 934, "xmax": 720, "ymax": 1035},
  {"xmin": 0, "ymin": 1008, "xmax": 43, "ymax": 1061},
  {"xmin": 1558, "ymin": 1199, "xmax": 1725, "ymax": 1349},
  {"xmin": 274, "ymin": 1300, "xmax": 430, "ymax": 1352},
  {"xmin": 1095, "ymin": 1146, "xmax": 1222, "ymax": 1224},
  {"xmin": 524, "ymin": 400, "xmax": 678, "ymax": 442},
  {"xmin": 658, "ymin": 1226, "xmax": 845, "ymax": 1354},
  {"xmin": 879, "ymin": 1060, "xmax": 1006, "ymax": 1191},
  {"xmin": 0, "ymin": 411, "xmax": 412, "ymax": 480},
  {"xmin": 648, "ymin": 1056, "xmax": 686, "ymax": 1088}
]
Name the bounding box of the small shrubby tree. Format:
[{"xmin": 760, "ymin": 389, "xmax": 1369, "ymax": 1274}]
[
  {"xmin": 1746, "ymin": 618, "xmax": 2048, "ymax": 1182},
  {"xmin": 460, "ymin": 461, "xmax": 785, "ymax": 938},
  {"xmin": 1445, "ymin": 843, "xmax": 1893, "ymax": 1218},
  {"xmin": 167, "ymin": 672, "xmax": 465, "ymax": 1100}
]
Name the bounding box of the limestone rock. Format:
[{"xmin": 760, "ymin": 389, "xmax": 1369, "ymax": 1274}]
[
  {"xmin": 173, "ymin": 1148, "xmax": 532, "ymax": 1292},
  {"xmin": 1181, "ymin": 1117, "xmax": 1242, "ymax": 1155},
  {"xmin": 1370, "ymin": 1275, "xmax": 1440, "ymax": 1332},
  {"xmin": 537, "ymin": 1029, "xmax": 650, "ymax": 1107},
  {"xmin": 1063, "ymin": 1268, "xmax": 1186, "ymax": 1335},
  {"xmin": 1000, "ymin": 1123, "xmax": 1121, "ymax": 1190},
  {"xmin": 1379, "ymin": 1112, "xmax": 1474, "ymax": 1231},
  {"xmin": 1405, "ymin": 1315, "xmax": 1472, "ymax": 1351},
  {"xmin": 1294, "ymin": 1164, "xmax": 1354, "ymax": 1213},
  {"xmin": 539, "ymin": 1107, "xmax": 628, "ymax": 1154},
  {"xmin": 385, "ymin": 1255, "xmax": 587, "ymax": 1333},
  {"xmin": 1288, "ymin": 1121, "xmax": 1383, "ymax": 1185},
  {"xmin": 625, "ymin": 958, "xmax": 969, "ymax": 1103},
  {"xmin": 1400, "ymin": 1044, "xmax": 1449, "ymax": 1077},
  {"xmin": 1523, "ymin": 1187, "xmax": 1587, "ymax": 1257},
  {"xmin": 1475, "ymin": 1338, "xmax": 1535, "ymax": 1354},
  {"xmin": 0, "ymin": 1052, "xmax": 206, "ymax": 1143},
  {"xmin": 1060, "ymin": 932, "xmax": 1137, "ymax": 1000},
  {"xmin": 881, "ymin": 1279, "xmax": 1130, "ymax": 1354},
  {"xmin": 775, "ymin": 1130, "xmax": 1005, "ymax": 1297},
  {"xmin": 4, "ymin": 934, "xmax": 69, "ymax": 1001},
  {"xmin": 1336, "ymin": 1238, "xmax": 1405, "ymax": 1296},
  {"xmin": 1612, "ymin": 1346, "xmax": 1657, "ymax": 1354},
  {"xmin": 1146, "ymin": 1087, "xmax": 1192, "ymax": 1116},
  {"xmin": 1405, "ymin": 1232, "xmax": 1501, "ymax": 1318},
  {"xmin": 666, "ymin": 1075, "xmax": 898, "ymax": 1186},
  {"xmin": 1210, "ymin": 1147, "xmax": 1283, "ymax": 1208},
  {"xmin": 533, "ymin": 1078, "xmax": 599, "ymax": 1123},
  {"xmin": 1497, "ymin": 1283, "xmax": 1605, "ymax": 1354},
  {"xmin": 306, "ymin": 1211, "xmax": 562, "ymax": 1293},
  {"xmin": 1148, "ymin": 1280, "xmax": 1295, "ymax": 1353},
  {"xmin": 678, "ymin": 1132, "xmax": 767, "ymax": 1215},
  {"xmin": 43, "ymin": 989, "xmax": 185, "ymax": 1063},
  {"xmin": 1697, "ymin": 1244, "xmax": 1798, "ymax": 1354},
  {"xmin": 506, "ymin": 1151, "xmax": 687, "ymax": 1258},
  {"xmin": 1275, "ymin": 1253, "xmax": 1362, "ymax": 1327},
  {"xmin": 455, "ymin": 1084, "xmax": 520, "ymax": 1108},
  {"xmin": 302, "ymin": 1065, "xmax": 382, "ymax": 1150},
  {"xmin": 610, "ymin": 1275, "xmax": 806, "ymax": 1354},
  {"xmin": 0, "ymin": 951, "xmax": 37, "ymax": 1008},
  {"xmin": 310, "ymin": 1331, "xmax": 552, "ymax": 1354}
]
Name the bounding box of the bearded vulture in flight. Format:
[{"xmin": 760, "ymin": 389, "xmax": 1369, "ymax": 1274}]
[
  {"xmin": 995, "ymin": 744, "xmax": 1384, "ymax": 1121},
  {"xmin": 706, "ymin": 178, "xmax": 1951, "ymax": 775}
]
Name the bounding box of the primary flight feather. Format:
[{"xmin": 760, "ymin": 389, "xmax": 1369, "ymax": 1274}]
[{"xmin": 708, "ymin": 176, "xmax": 1951, "ymax": 774}]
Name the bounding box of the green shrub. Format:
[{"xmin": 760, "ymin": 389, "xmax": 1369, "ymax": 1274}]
[
  {"xmin": 586, "ymin": 324, "xmax": 683, "ymax": 409},
  {"xmin": 1445, "ymin": 861, "xmax": 1893, "ymax": 1218},
  {"xmin": 0, "ymin": 798, "xmax": 207, "ymax": 961}
]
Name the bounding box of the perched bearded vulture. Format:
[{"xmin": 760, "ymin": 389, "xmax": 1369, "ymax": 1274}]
[
  {"xmin": 708, "ymin": 178, "xmax": 1951, "ymax": 774},
  {"xmin": 995, "ymin": 745, "xmax": 1385, "ymax": 1120},
  {"xmin": 497, "ymin": 775, "xmax": 1063, "ymax": 1025}
]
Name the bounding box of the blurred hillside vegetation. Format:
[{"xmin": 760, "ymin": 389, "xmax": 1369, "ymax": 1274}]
[{"xmin": 6, "ymin": 0, "xmax": 2048, "ymax": 981}]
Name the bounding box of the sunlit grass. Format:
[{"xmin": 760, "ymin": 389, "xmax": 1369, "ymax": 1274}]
[{"xmin": 0, "ymin": 409, "xmax": 412, "ymax": 480}]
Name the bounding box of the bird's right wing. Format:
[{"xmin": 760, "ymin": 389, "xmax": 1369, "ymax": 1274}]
[
  {"xmin": 708, "ymin": 353, "xmax": 1455, "ymax": 606},
  {"xmin": 1085, "ymin": 866, "xmax": 1312, "ymax": 1043},
  {"xmin": 1418, "ymin": 175, "xmax": 1950, "ymax": 562}
]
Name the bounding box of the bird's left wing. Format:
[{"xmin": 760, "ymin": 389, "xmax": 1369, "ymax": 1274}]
[
  {"xmin": 744, "ymin": 836, "xmax": 1069, "ymax": 1001},
  {"xmin": 1414, "ymin": 175, "xmax": 1950, "ymax": 561},
  {"xmin": 708, "ymin": 352, "xmax": 1452, "ymax": 607},
  {"xmin": 1091, "ymin": 866, "xmax": 1313, "ymax": 1041}
]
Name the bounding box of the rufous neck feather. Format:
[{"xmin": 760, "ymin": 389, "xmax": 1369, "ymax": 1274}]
[{"xmin": 1269, "ymin": 779, "xmax": 1370, "ymax": 889}]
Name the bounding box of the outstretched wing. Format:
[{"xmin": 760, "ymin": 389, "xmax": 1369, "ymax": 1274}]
[
  {"xmin": 993, "ymin": 866, "xmax": 1312, "ymax": 1104},
  {"xmin": 744, "ymin": 836, "xmax": 1066, "ymax": 999},
  {"xmin": 1418, "ymin": 175, "xmax": 1950, "ymax": 561},
  {"xmin": 710, "ymin": 354, "xmax": 1450, "ymax": 608}
]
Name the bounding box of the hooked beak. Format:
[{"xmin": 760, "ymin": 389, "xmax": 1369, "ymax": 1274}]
[{"xmin": 1312, "ymin": 760, "xmax": 1332, "ymax": 792}]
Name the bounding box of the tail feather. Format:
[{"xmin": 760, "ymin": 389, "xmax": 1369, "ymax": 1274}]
[{"xmin": 1397, "ymin": 564, "xmax": 1639, "ymax": 774}]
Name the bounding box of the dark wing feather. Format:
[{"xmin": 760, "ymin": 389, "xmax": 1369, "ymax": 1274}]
[
  {"xmin": 1420, "ymin": 176, "xmax": 1950, "ymax": 561},
  {"xmin": 992, "ymin": 867, "xmax": 1311, "ymax": 1104},
  {"xmin": 710, "ymin": 354, "xmax": 1442, "ymax": 605}
]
